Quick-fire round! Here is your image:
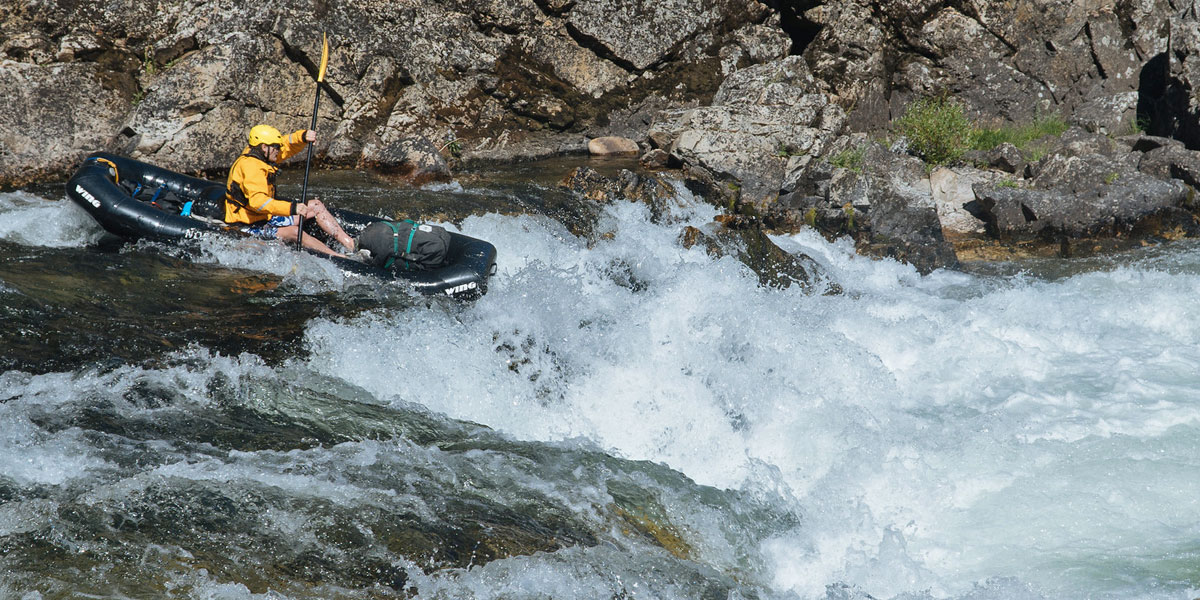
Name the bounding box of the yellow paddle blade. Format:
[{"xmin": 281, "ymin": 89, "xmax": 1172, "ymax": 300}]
[{"xmin": 317, "ymin": 32, "xmax": 329, "ymax": 82}]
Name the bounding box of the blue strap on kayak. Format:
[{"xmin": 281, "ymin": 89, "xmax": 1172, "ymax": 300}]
[{"xmin": 180, "ymin": 201, "xmax": 193, "ymax": 217}]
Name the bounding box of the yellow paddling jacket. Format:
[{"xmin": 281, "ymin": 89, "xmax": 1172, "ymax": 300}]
[{"xmin": 223, "ymin": 129, "xmax": 310, "ymax": 225}]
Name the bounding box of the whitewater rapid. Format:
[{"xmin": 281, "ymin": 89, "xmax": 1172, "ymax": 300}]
[
  {"xmin": 3, "ymin": 184, "xmax": 1199, "ymax": 599},
  {"xmin": 311, "ymin": 202, "xmax": 1200, "ymax": 599}
]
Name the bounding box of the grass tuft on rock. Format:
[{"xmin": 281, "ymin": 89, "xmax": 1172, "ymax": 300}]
[{"xmin": 971, "ymin": 114, "xmax": 1069, "ymax": 152}]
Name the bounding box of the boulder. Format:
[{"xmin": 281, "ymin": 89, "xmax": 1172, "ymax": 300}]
[
  {"xmin": 1139, "ymin": 145, "xmax": 1200, "ymax": 189},
  {"xmin": 588, "ymin": 136, "xmax": 639, "ymax": 156},
  {"xmin": 560, "ymin": 165, "xmax": 622, "ymax": 203},
  {"xmin": 719, "ymin": 18, "xmax": 793, "ymax": 75},
  {"xmin": 972, "ymin": 175, "xmax": 1194, "ymax": 241},
  {"xmin": 559, "ymin": 166, "xmax": 688, "ymax": 224},
  {"xmin": 1029, "ymin": 152, "xmax": 1140, "ymax": 195},
  {"xmin": 639, "ymin": 148, "xmax": 675, "ymax": 169},
  {"xmin": 929, "ymin": 167, "xmax": 995, "ymax": 236},
  {"xmin": 979, "ymin": 143, "xmax": 1026, "ymax": 174},
  {"xmin": 859, "ymin": 172, "xmax": 960, "ymax": 273},
  {"xmin": 765, "ymin": 140, "xmax": 959, "ymax": 273},
  {"xmin": 1071, "ymin": 92, "xmax": 1141, "ymax": 136}
]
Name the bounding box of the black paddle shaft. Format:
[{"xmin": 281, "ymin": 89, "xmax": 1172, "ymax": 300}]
[
  {"xmin": 297, "ymin": 33, "xmax": 328, "ymax": 250},
  {"xmin": 297, "ymin": 87, "xmax": 321, "ymax": 249}
]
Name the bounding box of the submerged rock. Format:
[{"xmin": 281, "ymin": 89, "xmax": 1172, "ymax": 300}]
[{"xmin": 680, "ymin": 215, "xmax": 837, "ymax": 294}]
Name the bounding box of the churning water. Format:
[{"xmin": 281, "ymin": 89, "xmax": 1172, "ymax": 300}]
[{"xmin": 1, "ymin": 163, "xmax": 1199, "ymax": 600}]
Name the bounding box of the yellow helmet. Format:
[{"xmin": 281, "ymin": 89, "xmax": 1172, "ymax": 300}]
[{"xmin": 247, "ymin": 124, "xmax": 284, "ymax": 147}]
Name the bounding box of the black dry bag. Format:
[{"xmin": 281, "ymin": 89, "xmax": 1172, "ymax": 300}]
[{"xmin": 358, "ymin": 219, "xmax": 451, "ymax": 271}]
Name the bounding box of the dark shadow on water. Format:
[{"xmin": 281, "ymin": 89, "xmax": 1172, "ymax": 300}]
[{"xmin": 0, "ymin": 240, "xmax": 406, "ymax": 374}]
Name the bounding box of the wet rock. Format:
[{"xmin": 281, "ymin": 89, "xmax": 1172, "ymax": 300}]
[
  {"xmin": 560, "ymin": 165, "xmax": 621, "ymax": 203},
  {"xmin": 640, "ymin": 148, "xmax": 675, "ymax": 169},
  {"xmin": 680, "ymin": 163, "xmax": 737, "ymax": 209},
  {"xmin": 559, "ymin": 166, "xmax": 688, "ymax": 227},
  {"xmin": 767, "ymin": 190, "xmax": 854, "ymax": 237},
  {"xmin": 588, "ymin": 136, "xmax": 639, "ymax": 156},
  {"xmin": 679, "ymin": 217, "xmax": 835, "ymax": 294},
  {"xmin": 765, "ymin": 140, "xmax": 959, "ymax": 273},
  {"xmin": 359, "ymin": 136, "xmax": 452, "ymax": 185},
  {"xmin": 859, "ymin": 171, "xmax": 960, "ymax": 273},
  {"xmin": 972, "ymin": 175, "xmax": 1194, "ymax": 242}
]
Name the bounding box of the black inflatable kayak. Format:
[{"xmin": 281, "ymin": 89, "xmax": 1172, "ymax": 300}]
[{"xmin": 65, "ymin": 152, "xmax": 497, "ymax": 299}]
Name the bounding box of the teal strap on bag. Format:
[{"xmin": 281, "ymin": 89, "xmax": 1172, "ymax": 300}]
[
  {"xmin": 384, "ymin": 221, "xmax": 400, "ymax": 269},
  {"xmin": 382, "ymin": 220, "xmax": 422, "ymax": 270},
  {"xmin": 403, "ymin": 219, "xmax": 418, "ymax": 271}
]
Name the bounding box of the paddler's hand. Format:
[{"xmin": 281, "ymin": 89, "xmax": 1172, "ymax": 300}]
[
  {"xmin": 295, "ymin": 198, "xmax": 327, "ymax": 218},
  {"xmin": 304, "ymin": 130, "xmax": 317, "ymax": 143}
]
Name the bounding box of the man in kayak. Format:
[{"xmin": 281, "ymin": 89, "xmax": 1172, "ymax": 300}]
[{"xmin": 225, "ymin": 124, "xmax": 355, "ymax": 257}]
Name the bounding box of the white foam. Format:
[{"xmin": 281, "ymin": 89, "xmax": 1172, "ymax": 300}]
[
  {"xmin": 7, "ymin": 181, "xmax": 1200, "ymax": 599},
  {"xmin": 0, "ymin": 192, "xmax": 106, "ymax": 247},
  {"xmin": 303, "ymin": 197, "xmax": 1200, "ymax": 600}
]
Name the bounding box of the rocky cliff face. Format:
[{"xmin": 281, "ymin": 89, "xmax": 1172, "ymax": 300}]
[
  {"xmin": 0, "ymin": 0, "xmax": 782, "ymax": 184},
  {"xmin": 4, "ymin": 0, "xmax": 1200, "ymax": 271},
  {"xmin": 3, "ymin": 0, "xmax": 1197, "ymax": 182}
]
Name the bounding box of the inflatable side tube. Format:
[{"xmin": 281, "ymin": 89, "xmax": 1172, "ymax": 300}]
[{"xmin": 66, "ymin": 153, "xmax": 227, "ymax": 241}]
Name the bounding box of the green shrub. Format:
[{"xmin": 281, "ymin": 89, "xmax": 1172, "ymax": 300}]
[{"xmin": 895, "ymin": 96, "xmax": 973, "ymax": 166}]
